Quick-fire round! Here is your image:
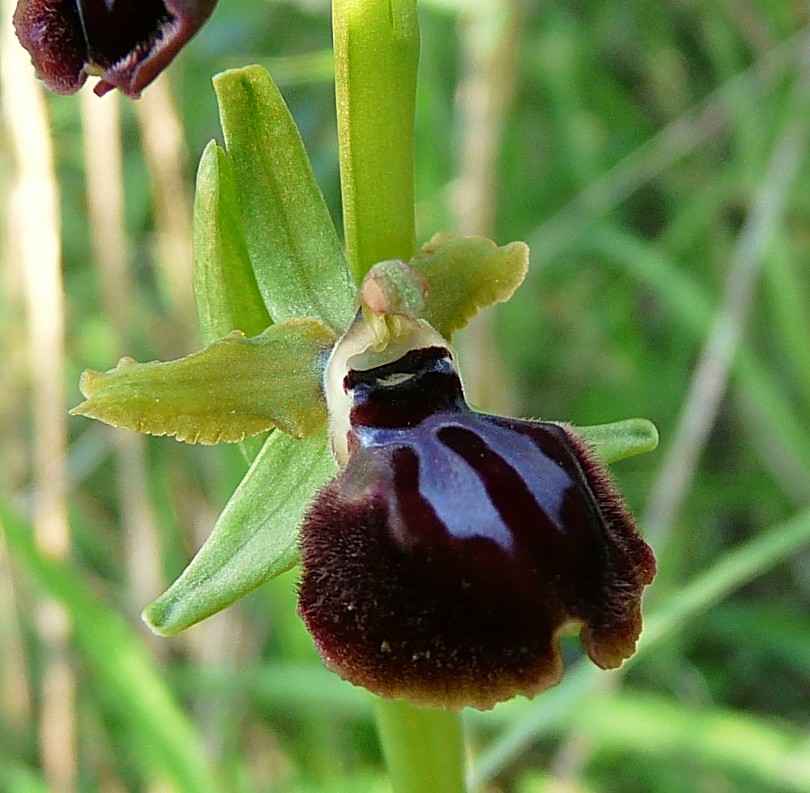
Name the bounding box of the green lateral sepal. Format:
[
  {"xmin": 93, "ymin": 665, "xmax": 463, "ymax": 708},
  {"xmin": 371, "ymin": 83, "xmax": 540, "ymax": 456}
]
[
  {"xmin": 71, "ymin": 319, "xmax": 337, "ymax": 443},
  {"xmin": 143, "ymin": 430, "xmax": 336, "ymax": 636},
  {"xmin": 572, "ymin": 418, "xmax": 660, "ymax": 464}
]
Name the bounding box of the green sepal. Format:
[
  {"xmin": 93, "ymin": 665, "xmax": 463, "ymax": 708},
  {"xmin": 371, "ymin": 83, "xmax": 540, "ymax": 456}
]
[
  {"xmin": 71, "ymin": 319, "xmax": 337, "ymax": 443},
  {"xmin": 410, "ymin": 233, "xmax": 530, "ymax": 338},
  {"xmin": 143, "ymin": 430, "xmax": 336, "ymax": 636},
  {"xmin": 193, "ymin": 140, "xmax": 271, "ymax": 344},
  {"xmin": 214, "ymin": 65, "xmax": 356, "ymax": 331},
  {"xmin": 572, "ymin": 419, "xmax": 659, "ymax": 464}
]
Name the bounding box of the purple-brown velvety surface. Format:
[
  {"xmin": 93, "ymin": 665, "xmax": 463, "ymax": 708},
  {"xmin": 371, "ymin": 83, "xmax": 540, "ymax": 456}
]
[{"xmin": 299, "ymin": 346, "xmax": 655, "ymax": 710}]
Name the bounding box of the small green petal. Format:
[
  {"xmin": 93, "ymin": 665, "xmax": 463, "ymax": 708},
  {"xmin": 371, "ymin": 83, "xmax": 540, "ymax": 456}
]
[
  {"xmin": 143, "ymin": 430, "xmax": 336, "ymax": 636},
  {"xmin": 193, "ymin": 140, "xmax": 271, "ymax": 344},
  {"xmin": 410, "ymin": 233, "xmax": 530, "ymax": 338},
  {"xmin": 572, "ymin": 419, "xmax": 660, "ymax": 464},
  {"xmin": 71, "ymin": 319, "xmax": 337, "ymax": 443},
  {"xmin": 214, "ymin": 65, "xmax": 356, "ymax": 331}
]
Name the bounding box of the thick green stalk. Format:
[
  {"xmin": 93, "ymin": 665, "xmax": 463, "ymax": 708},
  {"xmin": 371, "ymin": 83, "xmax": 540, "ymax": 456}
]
[
  {"xmin": 333, "ymin": 0, "xmax": 420, "ymax": 280},
  {"xmin": 332, "ymin": 2, "xmax": 466, "ymax": 791},
  {"xmin": 373, "ymin": 699, "xmax": 467, "ymax": 793}
]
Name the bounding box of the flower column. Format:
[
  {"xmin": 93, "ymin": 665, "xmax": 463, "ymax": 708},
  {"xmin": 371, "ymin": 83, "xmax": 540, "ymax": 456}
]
[{"xmin": 331, "ymin": 1, "xmax": 468, "ymax": 791}]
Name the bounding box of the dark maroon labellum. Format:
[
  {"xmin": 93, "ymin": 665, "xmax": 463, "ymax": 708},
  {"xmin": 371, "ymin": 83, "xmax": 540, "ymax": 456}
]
[
  {"xmin": 13, "ymin": 0, "xmax": 217, "ymax": 97},
  {"xmin": 299, "ymin": 344, "xmax": 656, "ymax": 710}
]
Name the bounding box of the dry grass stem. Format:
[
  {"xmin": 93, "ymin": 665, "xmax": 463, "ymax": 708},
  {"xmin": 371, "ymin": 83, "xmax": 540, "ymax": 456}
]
[
  {"xmin": 80, "ymin": 88, "xmax": 166, "ymax": 634},
  {"xmin": 135, "ymin": 76, "xmax": 196, "ymax": 337},
  {"xmin": 1, "ymin": 3, "xmax": 75, "ymax": 787}
]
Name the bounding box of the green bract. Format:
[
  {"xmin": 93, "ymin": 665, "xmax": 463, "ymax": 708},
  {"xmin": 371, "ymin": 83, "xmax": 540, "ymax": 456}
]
[{"xmin": 70, "ymin": 65, "xmax": 658, "ymax": 636}]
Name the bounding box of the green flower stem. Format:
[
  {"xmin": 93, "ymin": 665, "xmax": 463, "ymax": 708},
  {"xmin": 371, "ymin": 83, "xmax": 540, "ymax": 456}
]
[
  {"xmin": 333, "ymin": 0, "xmax": 420, "ymax": 280},
  {"xmin": 372, "ymin": 698, "xmax": 467, "ymax": 793},
  {"xmin": 332, "ymin": 1, "xmax": 466, "ymax": 790}
]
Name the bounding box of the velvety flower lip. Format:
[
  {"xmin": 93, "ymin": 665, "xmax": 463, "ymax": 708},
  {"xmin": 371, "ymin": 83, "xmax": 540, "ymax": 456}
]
[
  {"xmin": 298, "ymin": 326, "xmax": 656, "ymax": 711},
  {"xmin": 13, "ymin": 0, "xmax": 217, "ymax": 97}
]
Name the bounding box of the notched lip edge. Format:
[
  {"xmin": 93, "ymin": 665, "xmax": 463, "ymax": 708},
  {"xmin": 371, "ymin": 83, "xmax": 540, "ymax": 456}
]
[{"xmin": 316, "ymin": 636, "xmax": 568, "ymax": 712}]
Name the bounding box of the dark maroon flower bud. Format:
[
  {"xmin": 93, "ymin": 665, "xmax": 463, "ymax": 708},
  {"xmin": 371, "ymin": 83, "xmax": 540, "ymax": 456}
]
[
  {"xmin": 13, "ymin": 0, "xmax": 217, "ymax": 98},
  {"xmin": 298, "ymin": 321, "xmax": 656, "ymax": 710}
]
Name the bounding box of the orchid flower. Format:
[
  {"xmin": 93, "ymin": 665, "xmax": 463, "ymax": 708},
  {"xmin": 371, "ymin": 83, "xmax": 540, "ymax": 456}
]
[{"xmin": 70, "ymin": 65, "xmax": 658, "ymax": 710}]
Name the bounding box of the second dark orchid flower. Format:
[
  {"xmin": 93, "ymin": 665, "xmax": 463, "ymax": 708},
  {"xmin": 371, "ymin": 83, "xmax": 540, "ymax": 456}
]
[{"xmin": 14, "ymin": 0, "xmax": 217, "ymax": 97}]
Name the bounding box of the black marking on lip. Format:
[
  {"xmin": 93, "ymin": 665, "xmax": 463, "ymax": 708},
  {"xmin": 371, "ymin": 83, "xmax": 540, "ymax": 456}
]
[
  {"xmin": 345, "ymin": 346, "xmax": 453, "ymax": 391},
  {"xmin": 347, "ymin": 346, "xmax": 464, "ymax": 430}
]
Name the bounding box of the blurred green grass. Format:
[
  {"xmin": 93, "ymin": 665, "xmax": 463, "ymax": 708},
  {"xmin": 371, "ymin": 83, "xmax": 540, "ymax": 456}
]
[{"xmin": 1, "ymin": 1, "xmax": 809, "ymax": 792}]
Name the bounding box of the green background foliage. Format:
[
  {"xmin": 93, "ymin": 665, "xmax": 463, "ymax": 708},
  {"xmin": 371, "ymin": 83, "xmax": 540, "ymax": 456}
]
[{"xmin": 1, "ymin": 1, "xmax": 809, "ymax": 791}]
